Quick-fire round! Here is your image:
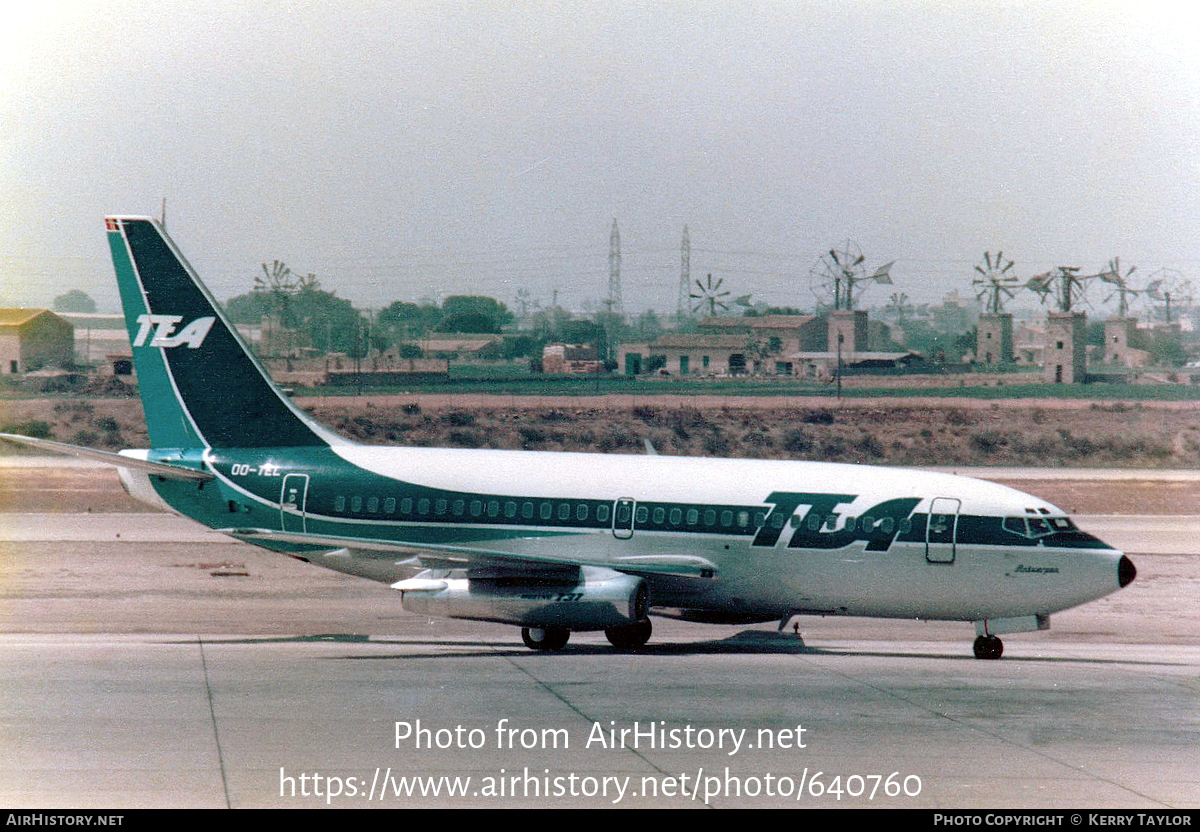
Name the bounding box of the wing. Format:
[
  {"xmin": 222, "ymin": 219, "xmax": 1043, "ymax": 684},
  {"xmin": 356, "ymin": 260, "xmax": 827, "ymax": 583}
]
[{"xmin": 221, "ymin": 526, "xmax": 719, "ymax": 580}]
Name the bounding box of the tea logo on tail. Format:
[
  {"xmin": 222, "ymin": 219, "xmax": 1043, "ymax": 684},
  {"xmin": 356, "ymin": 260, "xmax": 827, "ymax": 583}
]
[{"xmin": 132, "ymin": 314, "xmax": 216, "ymax": 349}]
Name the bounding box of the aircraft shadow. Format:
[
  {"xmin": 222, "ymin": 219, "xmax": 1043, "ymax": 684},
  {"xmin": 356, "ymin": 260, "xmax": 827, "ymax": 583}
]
[{"xmin": 174, "ymin": 631, "xmax": 1191, "ymax": 668}]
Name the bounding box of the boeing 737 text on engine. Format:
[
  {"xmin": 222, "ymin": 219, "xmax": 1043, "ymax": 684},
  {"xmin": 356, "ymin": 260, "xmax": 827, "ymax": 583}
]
[{"xmin": 0, "ymin": 217, "xmax": 1136, "ymax": 659}]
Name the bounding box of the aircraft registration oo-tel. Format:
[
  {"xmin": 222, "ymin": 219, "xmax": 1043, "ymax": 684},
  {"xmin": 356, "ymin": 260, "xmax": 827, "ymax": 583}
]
[{"xmin": 1, "ymin": 217, "xmax": 1137, "ymax": 659}]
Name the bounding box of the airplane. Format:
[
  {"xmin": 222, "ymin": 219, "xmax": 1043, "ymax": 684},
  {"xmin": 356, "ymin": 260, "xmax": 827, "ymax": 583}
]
[{"xmin": 0, "ymin": 216, "xmax": 1136, "ymax": 660}]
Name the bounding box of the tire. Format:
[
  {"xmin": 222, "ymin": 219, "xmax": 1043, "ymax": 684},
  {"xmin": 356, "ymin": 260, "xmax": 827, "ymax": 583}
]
[
  {"xmin": 522, "ymin": 626, "xmax": 570, "ymax": 651},
  {"xmin": 605, "ymin": 619, "xmax": 653, "ymax": 649}
]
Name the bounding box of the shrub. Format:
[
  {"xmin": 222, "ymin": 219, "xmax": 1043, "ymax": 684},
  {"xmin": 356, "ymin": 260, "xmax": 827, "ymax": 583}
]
[
  {"xmin": 782, "ymin": 429, "xmax": 812, "ymax": 455},
  {"xmin": 2, "ymin": 420, "xmax": 53, "ymax": 439},
  {"xmin": 441, "ymin": 410, "xmax": 476, "ymax": 427}
]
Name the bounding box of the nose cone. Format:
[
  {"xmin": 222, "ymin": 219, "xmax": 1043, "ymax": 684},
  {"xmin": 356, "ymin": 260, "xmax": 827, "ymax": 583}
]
[{"xmin": 1118, "ymin": 555, "xmax": 1137, "ymax": 588}]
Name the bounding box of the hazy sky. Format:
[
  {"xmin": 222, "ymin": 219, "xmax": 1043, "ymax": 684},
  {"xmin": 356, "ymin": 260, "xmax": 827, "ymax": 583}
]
[{"xmin": 3, "ymin": 1, "xmax": 1199, "ymax": 317}]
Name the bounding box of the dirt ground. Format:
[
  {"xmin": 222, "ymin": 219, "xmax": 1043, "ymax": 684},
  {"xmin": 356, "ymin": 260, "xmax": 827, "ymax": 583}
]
[
  {"xmin": 1, "ymin": 394, "xmax": 1198, "ymax": 514},
  {"xmin": 0, "ymin": 457, "xmax": 1194, "ymax": 518}
]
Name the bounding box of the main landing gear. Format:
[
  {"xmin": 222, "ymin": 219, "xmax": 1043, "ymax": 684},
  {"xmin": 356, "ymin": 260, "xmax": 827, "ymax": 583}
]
[
  {"xmin": 605, "ymin": 619, "xmax": 653, "ymax": 649},
  {"xmin": 521, "ymin": 626, "xmax": 570, "ymax": 651},
  {"xmin": 973, "ymin": 635, "xmax": 1004, "ymax": 660},
  {"xmin": 520, "ymin": 620, "xmax": 654, "ymax": 651}
]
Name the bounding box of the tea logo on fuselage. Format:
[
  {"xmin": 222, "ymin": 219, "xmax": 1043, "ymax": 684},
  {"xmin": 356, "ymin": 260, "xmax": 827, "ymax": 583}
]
[{"xmin": 132, "ymin": 314, "xmax": 216, "ymax": 349}]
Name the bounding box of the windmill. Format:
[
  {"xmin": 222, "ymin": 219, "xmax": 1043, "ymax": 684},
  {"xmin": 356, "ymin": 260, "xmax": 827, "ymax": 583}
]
[
  {"xmin": 1097, "ymin": 258, "xmax": 1138, "ymax": 318},
  {"xmin": 1026, "ymin": 266, "xmax": 1091, "ymax": 313},
  {"xmin": 1145, "ymin": 268, "xmax": 1193, "ymax": 323},
  {"xmin": 972, "ymin": 250, "xmax": 1019, "ymax": 314},
  {"xmin": 809, "ymin": 240, "xmax": 893, "ymax": 310},
  {"xmin": 885, "ymin": 292, "xmax": 914, "ymax": 321},
  {"xmin": 514, "ymin": 288, "xmax": 541, "ymax": 318},
  {"xmin": 690, "ymin": 274, "xmax": 731, "ymax": 316}
]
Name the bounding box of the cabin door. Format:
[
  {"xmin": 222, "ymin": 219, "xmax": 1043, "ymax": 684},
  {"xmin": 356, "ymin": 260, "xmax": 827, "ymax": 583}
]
[
  {"xmin": 281, "ymin": 473, "xmax": 310, "ymax": 533},
  {"xmin": 925, "ymin": 497, "xmax": 959, "ymax": 564}
]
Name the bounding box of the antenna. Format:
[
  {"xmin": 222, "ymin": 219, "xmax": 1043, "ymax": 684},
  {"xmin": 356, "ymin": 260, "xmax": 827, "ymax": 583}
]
[
  {"xmin": 678, "ymin": 226, "xmax": 691, "ymax": 320},
  {"xmin": 607, "ymin": 218, "xmax": 622, "ymax": 315}
]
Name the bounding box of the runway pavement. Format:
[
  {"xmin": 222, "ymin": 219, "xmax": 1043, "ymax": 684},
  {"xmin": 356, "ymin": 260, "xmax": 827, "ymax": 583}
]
[{"xmin": 1, "ymin": 460, "xmax": 1197, "ymax": 808}]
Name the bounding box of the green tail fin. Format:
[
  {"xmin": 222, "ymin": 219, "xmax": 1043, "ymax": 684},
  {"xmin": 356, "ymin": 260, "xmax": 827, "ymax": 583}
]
[{"xmin": 106, "ymin": 216, "xmax": 338, "ymax": 449}]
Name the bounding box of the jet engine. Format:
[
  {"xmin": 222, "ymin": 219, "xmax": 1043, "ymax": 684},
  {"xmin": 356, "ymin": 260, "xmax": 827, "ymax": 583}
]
[{"xmin": 394, "ymin": 566, "xmax": 648, "ymax": 630}]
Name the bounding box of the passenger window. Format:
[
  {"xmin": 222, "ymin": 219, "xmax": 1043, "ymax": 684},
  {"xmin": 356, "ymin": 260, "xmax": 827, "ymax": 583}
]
[
  {"xmin": 452, "ymin": 500, "xmax": 465, "ymax": 516},
  {"xmin": 635, "ymin": 506, "xmax": 648, "ymax": 523},
  {"xmin": 669, "ymin": 508, "xmax": 682, "ymax": 525},
  {"xmin": 417, "ymin": 498, "xmax": 430, "ymax": 515},
  {"xmin": 351, "ymin": 496, "xmax": 363, "ymax": 512},
  {"xmin": 559, "ymin": 503, "xmax": 571, "ymax": 520},
  {"xmin": 736, "ymin": 511, "xmax": 749, "ymax": 528},
  {"xmin": 576, "ymin": 504, "xmax": 588, "ymax": 521},
  {"xmin": 470, "ymin": 500, "xmax": 483, "ymax": 517},
  {"xmin": 367, "ymin": 496, "xmax": 379, "ymax": 513},
  {"xmin": 401, "ymin": 497, "xmax": 413, "ymax": 515},
  {"xmin": 596, "ymin": 505, "xmax": 610, "ymax": 523},
  {"xmin": 335, "ymin": 496, "xmax": 346, "ymax": 512},
  {"xmin": 522, "ymin": 502, "xmax": 534, "ymax": 519},
  {"xmin": 505, "ymin": 502, "xmax": 517, "ymax": 518},
  {"xmin": 704, "ymin": 509, "xmax": 716, "ymax": 526},
  {"xmin": 541, "ymin": 503, "xmax": 553, "ymax": 520},
  {"xmin": 686, "ymin": 508, "xmax": 699, "ymax": 525},
  {"xmin": 384, "ymin": 497, "xmax": 396, "ymax": 514},
  {"xmin": 652, "ymin": 507, "xmax": 665, "ymax": 524},
  {"xmin": 721, "ymin": 510, "xmax": 733, "ymax": 527},
  {"xmin": 487, "ymin": 501, "xmax": 500, "ymax": 517},
  {"xmin": 434, "ymin": 499, "xmax": 447, "ymax": 515}
]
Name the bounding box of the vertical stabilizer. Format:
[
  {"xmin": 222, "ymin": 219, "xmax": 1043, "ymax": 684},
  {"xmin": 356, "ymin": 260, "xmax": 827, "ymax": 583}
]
[{"xmin": 106, "ymin": 216, "xmax": 339, "ymax": 449}]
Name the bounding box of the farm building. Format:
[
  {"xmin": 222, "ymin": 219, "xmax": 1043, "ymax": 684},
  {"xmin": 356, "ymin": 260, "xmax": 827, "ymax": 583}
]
[{"xmin": 0, "ymin": 309, "xmax": 74, "ymax": 375}]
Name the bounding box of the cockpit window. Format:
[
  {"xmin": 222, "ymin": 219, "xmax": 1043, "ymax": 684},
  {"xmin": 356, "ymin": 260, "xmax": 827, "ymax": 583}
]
[{"xmin": 1003, "ymin": 515, "xmax": 1075, "ymax": 539}]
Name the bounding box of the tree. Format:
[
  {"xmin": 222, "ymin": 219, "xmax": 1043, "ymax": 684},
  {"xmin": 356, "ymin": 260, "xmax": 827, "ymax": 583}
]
[
  {"xmin": 223, "ymin": 261, "xmax": 364, "ymax": 356},
  {"xmin": 377, "ymin": 301, "xmax": 443, "ymax": 343},
  {"xmin": 437, "ymin": 296, "xmax": 513, "ymax": 333},
  {"xmin": 53, "ymin": 289, "xmax": 97, "ymax": 313}
]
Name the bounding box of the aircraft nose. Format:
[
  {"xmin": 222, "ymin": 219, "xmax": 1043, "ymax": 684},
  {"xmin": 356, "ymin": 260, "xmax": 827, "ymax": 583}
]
[{"xmin": 1118, "ymin": 555, "xmax": 1137, "ymax": 588}]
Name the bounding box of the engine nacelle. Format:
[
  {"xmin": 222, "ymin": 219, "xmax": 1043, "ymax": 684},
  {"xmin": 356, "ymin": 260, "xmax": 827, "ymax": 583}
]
[{"xmin": 395, "ymin": 566, "xmax": 648, "ymax": 630}]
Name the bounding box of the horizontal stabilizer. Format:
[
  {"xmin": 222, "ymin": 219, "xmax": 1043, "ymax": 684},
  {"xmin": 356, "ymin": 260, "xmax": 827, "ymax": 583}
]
[{"xmin": 0, "ymin": 433, "xmax": 214, "ymax": 481}]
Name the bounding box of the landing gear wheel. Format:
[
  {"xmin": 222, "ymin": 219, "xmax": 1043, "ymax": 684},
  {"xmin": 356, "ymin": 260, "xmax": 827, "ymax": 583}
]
[
  {"xmin": 522, "ymin": 626, "xmax": 570, "ymax": 651},
  {"xmin": 973, "ymin": 635, "xmax": 1004, "ymax": 660},
  {"xmin": 605, "ymin": 619, "xmax": 653, "ymax": 649}
]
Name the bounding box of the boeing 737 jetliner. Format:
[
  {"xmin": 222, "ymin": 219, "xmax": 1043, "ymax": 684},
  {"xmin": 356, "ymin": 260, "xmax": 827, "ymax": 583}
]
[{"xmin": 1, "ymin": 217, "xmax": 1137, "ymax": 658}]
